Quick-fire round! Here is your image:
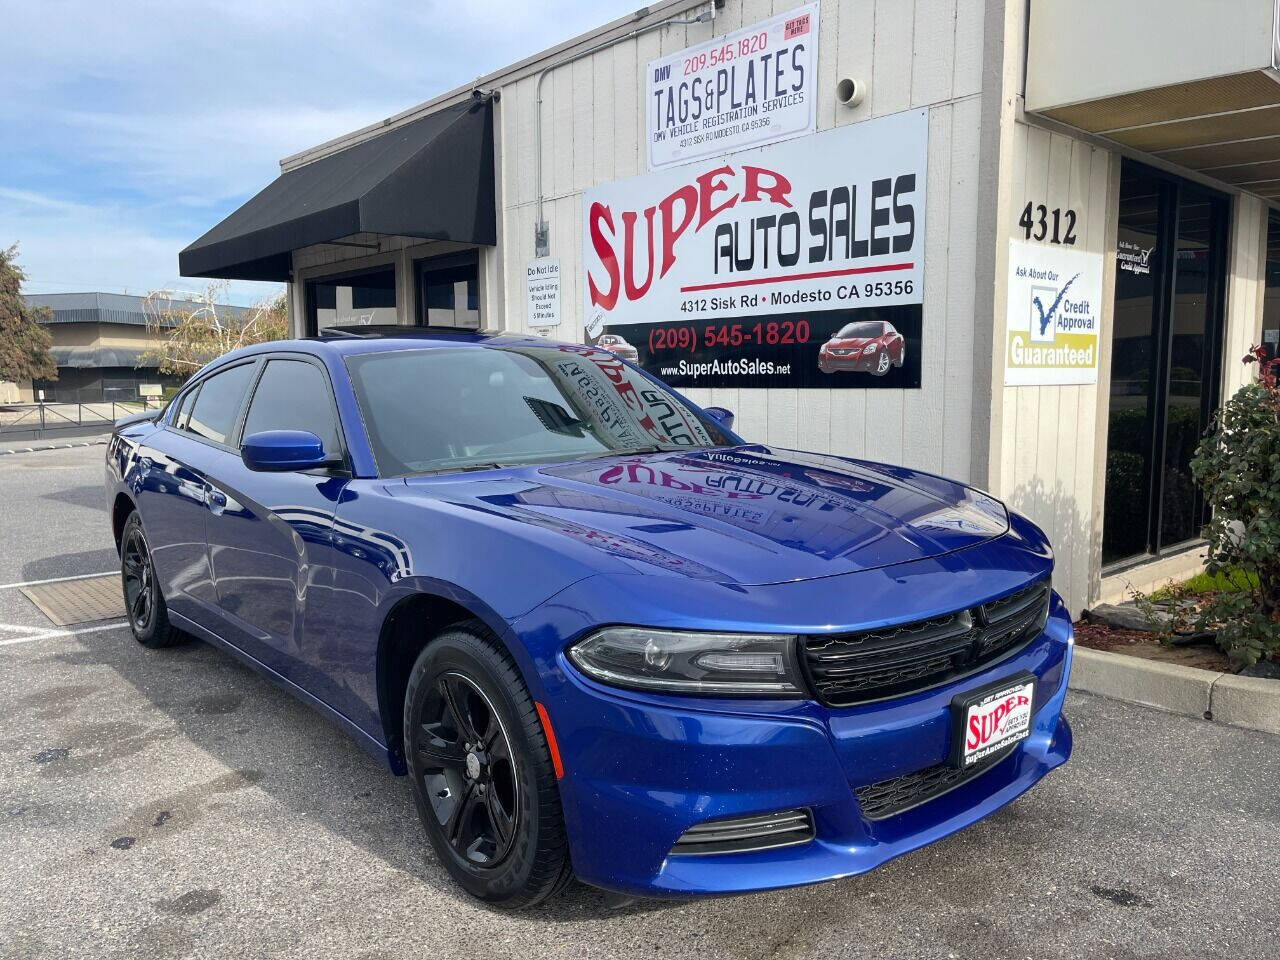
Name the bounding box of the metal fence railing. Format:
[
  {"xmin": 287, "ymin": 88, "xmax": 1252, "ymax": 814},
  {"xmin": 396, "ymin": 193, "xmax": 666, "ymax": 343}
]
[{"xmin": 0, "ymin": 400, "xmax": 165, "ymax": 441}]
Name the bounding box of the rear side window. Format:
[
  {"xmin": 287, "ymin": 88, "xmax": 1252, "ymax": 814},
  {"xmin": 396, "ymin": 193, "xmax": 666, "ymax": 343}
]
[
  {"xmin": 241, "ymin": 359, "xmax": 342, "ymax": 455},
  {"xmin": 172, "ymin": 387, "xmax": 198, "ymax": 430},
  {"xmin": 185, "ymin": 363, "xmax": 255, "ymax": 445}
]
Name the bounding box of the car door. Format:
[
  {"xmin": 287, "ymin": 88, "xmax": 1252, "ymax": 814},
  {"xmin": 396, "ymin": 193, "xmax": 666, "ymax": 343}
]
[
  {"xmin": 134, "ymin": 360, "xmax": 259, "ymax": 632},
  {"xmin": 201, "ymin": 354, "xmax": 351, "ymax": 700}
]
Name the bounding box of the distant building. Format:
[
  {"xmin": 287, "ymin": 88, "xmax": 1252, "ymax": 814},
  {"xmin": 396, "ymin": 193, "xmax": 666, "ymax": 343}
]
[{"xmin": 15, "ymin": 293, "xmax": 247, "ymax": 403}]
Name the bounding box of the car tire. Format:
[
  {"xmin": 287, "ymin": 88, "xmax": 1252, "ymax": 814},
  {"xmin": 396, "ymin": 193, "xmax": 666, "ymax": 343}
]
[
  {"xmin": 873, "ymin": 351, "xmax": 891, "ymax": 375},
  {"xmin": 120, "ymin": 511, "xmax": 183, "ymax": 649},
  {"xmin": 404, "ymin": 622, "xmax": 572, "ymax": 909}
]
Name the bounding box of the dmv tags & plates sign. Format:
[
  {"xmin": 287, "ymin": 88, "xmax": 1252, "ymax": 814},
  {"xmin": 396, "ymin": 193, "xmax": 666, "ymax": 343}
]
[{"xmin": 646, "ymin": 4, "xmax": 819, "ymax": 170}]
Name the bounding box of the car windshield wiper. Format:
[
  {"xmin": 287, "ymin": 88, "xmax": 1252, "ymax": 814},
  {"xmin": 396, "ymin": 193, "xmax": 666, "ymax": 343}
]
[
  {"xmin": 574, "ymin": 444, "xmax": 681, "ymax": 461},
  {"xmin": 418, "ymin": 462, "xmax": 510, "ymax": 476}
]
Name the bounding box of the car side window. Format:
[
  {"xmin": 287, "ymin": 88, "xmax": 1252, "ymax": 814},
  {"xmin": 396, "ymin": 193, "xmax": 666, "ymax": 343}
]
[
  {"xmin": 171, "ymin": 386, "xmax": 198, "ymax": 430},
  {"xmin": 241, "ymin": 359, "xmax": 342, "ymax": 456},
  {"xmin": 184, "ymin": 363, "xmax": 255, "ymax": 445}
]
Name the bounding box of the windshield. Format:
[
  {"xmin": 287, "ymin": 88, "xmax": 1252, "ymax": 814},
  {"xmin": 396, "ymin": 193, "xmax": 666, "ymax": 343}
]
[
  {"xmin": 345, "ymin": 345, "xmax": 734, "ymax": 477},
  {"xmin": 833, "ymin": 321, "xmax": 883, "ymax": 339}
]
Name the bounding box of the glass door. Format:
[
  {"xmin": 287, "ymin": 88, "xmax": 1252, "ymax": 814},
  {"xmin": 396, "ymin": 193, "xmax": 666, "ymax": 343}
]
[{"xmin": 1103, "ymin": 162, "xmax": 1228, "ymax": 567}]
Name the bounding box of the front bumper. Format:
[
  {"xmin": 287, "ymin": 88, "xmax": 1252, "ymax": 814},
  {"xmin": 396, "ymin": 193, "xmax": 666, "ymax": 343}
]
[
  {"xmin": 819, "ymin": 351, "xmax": 880, "ymax": 372},
  {"xmin": 542, "ymin": 598, "xmax": 1074, "ymax": 897}
]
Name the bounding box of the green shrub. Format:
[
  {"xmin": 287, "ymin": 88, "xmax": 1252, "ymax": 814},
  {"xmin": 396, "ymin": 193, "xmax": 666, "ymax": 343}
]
[{"xmin": 1190, "ymin": 348, "xmax": 1280, "ymax": 666}]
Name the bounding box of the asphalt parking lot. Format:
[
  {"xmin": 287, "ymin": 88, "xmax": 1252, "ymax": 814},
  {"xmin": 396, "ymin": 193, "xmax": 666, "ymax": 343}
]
[{"xmin": 2, "ymin": 446, "xmax": 1278, "ymax": 960}]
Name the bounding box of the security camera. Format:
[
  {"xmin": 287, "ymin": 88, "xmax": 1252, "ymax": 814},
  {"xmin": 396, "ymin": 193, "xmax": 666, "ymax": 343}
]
[{"xmin": 836, "ymin": 78, "xmax": 866, "ymax": 108}]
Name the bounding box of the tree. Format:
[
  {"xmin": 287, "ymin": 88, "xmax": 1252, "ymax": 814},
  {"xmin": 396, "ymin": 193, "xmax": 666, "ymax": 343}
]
[
  {"xmin": 140, "ymin": 282, "xmax": 288, "ymax": 376},
  {"xmin": 0, "ymin": 244, "xmax": 58, "ymax": 384}
]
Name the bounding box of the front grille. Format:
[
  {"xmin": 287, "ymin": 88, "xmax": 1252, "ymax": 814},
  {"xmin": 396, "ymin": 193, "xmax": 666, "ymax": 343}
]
[
  {"xmin": 801, "ymin": 578, "xmax": 1051, "ymax": 707},
  {"xmin": 855, "ymin": 746, "xmax": 1015, "ymax": 820},
  {"xmin": 670, "ymin": 809, "xmax": 814, "ymax": 856}
]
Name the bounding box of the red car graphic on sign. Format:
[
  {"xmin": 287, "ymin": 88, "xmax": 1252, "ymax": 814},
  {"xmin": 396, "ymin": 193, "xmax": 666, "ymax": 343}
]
[
  {"xmin": 818, "ymin": 321, "xmax": 906, "ymax": 376},
  {"xmin": 596, "ymin": 333, "xmax": 639, "ymax": 362}
]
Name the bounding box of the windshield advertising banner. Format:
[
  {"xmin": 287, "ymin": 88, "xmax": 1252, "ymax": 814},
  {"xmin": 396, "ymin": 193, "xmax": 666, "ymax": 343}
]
[
  {"xmin": 583, "ymin": 109, "xmax": 927, "ymax": 389},
  {"xmin": 646, "ymin": 3, "xmax": 819, "ymax": 171}
]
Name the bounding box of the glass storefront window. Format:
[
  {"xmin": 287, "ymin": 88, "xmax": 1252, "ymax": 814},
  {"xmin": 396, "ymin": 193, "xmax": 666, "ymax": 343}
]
[
  {"xmin": 306, "ymin": 267, "xmax": 397, "ymax": 333},
  {"xmin": 1264, "ymin": 211, "xmax": 1280, "ymax": 362},
  {"xmin": 416, "ymin": 252, "xmax": 479, "ymax": 329},
  {"xmin": 1104, "ymin": 167, "xmax": 1161, "ymax": 565},
  {"xmin": 1102, "ymin": 161, "xmax": 1228, "ymax": 567}
]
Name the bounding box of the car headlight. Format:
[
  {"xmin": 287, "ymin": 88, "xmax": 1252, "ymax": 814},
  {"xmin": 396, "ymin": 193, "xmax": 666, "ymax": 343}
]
[
  {"xmin": 567, "ymin": 627, "xmax": 802, "ymax": 696},
  {"xmin": 862, "ymin": 344, "xmax": 877, "ymax": 354}
]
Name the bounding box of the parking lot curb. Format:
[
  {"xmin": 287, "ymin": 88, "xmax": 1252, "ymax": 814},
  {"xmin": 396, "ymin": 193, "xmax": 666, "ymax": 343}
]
[
  {"xmin": 0, "ymin": 437, "xmax": 109, "ymax": 456},
  {"xmin": 1069, "ymin": 646, "xmax": 1280, "ymax": 736},
  {"xmin": 1209, "ymin": 674, "xmax": 1280, "ymax": 736}
]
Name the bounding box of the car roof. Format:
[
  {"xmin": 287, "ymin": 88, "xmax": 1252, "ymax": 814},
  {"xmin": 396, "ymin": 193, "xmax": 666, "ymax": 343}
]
[{"xmin": 212, "ymin": 325, "xmax": 573, "ymax": 365}]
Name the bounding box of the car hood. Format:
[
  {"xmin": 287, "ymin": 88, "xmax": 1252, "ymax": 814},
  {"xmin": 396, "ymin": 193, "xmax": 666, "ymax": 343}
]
[
  {"xmin": 395, "ymin": 446, "xmax": 1010, "ymax": 587},
  {"xmin": 825, "ymin": 337, "xmax": 878, "ymax": 349}
]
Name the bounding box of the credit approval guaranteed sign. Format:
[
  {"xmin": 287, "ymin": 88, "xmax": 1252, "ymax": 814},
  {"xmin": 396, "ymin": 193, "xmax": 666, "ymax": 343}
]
[
  {"xmin": 646, "ymin": 4, "xmax": 819, "ymax": 171},
  {"xmin": 582, "ymin": 110, "xmax": 928, "ymax": 389}
]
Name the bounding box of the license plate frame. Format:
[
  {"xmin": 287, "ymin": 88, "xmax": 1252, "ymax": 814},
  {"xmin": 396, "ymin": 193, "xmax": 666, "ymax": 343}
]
[{"xmin": 949, "ymin": 671, "xmax": 1036, "ymax": 769}]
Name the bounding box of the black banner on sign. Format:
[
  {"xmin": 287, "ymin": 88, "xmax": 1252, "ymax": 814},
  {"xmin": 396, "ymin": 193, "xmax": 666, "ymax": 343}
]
[{"xmin": 601, "ymin": 304, "xmax": 922, "ymax": 390}]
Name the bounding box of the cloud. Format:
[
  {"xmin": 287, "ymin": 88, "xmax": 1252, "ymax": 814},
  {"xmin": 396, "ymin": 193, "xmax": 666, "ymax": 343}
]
[
  {"xmin": 1, "ymin": 188, "xmax": 280, "ymax": 306},
  {"xmin": 0, "ymin": 0, "xmax": 640, "ymax": 305}
]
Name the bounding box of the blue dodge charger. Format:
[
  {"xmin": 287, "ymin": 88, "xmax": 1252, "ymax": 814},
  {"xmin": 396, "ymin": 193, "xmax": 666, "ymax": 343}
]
[{"xmin": 106, "ymin": 327, "xmax": 1073, "ymax": 908}]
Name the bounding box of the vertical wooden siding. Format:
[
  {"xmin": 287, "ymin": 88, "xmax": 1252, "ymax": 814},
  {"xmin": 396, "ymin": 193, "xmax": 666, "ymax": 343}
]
[
  {"xmin": 996, "ymin": 125, "xmax": 1115, "ymax": 616},
  {"xmin": 1222, "ymin": 194, "xmax": 1266, "ymax": 400},
  {"xmin": 497, "ymin": 0, "xmax": 986, "ymax": 485}
]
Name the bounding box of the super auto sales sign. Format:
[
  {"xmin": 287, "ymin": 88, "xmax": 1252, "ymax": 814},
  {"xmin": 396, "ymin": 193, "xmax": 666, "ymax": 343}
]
[{"xmin": 583, "ymin": 109, "xmax": 928, "ymax": 390}]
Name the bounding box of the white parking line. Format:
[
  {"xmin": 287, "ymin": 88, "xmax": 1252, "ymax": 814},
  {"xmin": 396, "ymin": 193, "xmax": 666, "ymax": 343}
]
[
  {"xmin": 0, "ymin": 619, "xmax": 129, "ymax": 647},
  {"xmin": 0, "ymin": 570, "xmax": 116, "ymax": 591}
]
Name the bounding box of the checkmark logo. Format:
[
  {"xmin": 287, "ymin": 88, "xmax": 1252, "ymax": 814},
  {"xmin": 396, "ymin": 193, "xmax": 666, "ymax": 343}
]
[{"xmin": 1030, "ymin": 273, "xmax": 1079, "ymax": 342}]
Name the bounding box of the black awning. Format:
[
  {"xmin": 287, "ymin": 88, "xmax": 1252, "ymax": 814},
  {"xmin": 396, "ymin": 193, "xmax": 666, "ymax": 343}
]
[{"xmin": 179, "ymin": 98, "xmax": 496, "ymax": 282}]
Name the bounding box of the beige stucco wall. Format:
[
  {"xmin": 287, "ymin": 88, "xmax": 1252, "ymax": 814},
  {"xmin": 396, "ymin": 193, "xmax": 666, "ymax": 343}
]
[
  {"xmin": 1025, "ymin": 0, "xmax": 1275, "ymax": 113},
  {"xmin": 45, "ymin": 321, "xmax": 164, "ymax": 351}
]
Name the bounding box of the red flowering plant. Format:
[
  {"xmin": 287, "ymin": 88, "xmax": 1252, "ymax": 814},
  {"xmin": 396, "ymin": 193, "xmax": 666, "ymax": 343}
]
[{"xmin": 1189, "ymin": 345, "xmax": 1280, "ymax": 666}]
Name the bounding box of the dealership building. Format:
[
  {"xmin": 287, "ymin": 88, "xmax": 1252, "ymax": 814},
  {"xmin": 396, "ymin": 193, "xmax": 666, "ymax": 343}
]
[{"xmin": 181, "ymin": 0, "xmax": 1280, "ymax": 617}]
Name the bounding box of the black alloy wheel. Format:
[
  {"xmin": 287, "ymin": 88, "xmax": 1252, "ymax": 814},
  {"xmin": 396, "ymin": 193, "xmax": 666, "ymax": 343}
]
[
  {"xmin": 119, "ymin": 511, "xmax": 181, "ymax": 648},
  {"xmin": 122, "ymin": 526, "xmax": 153, "ymax": 631},
  {"xmin": 404, "ymin": 624, "xmax": 571, "ymax": 908},
  {"xmin": 417, "ymin": 672, "xmax": 520, "ymax": 867}
]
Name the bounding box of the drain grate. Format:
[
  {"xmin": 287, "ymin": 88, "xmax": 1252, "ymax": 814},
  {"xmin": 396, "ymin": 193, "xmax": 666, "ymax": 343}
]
[{"xmin": 21, "ymin": 575, "xmax": 124, "ymax": 626}]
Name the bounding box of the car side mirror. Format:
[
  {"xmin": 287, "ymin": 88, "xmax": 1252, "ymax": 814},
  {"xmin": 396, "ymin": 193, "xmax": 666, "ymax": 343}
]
[
  {"xmin": 703, "ymin": 406, "xmax": 734, "ymax": 431},
  {"xmin": 241, "ymin": 430, "xmax": 340, "ymax": 472}
]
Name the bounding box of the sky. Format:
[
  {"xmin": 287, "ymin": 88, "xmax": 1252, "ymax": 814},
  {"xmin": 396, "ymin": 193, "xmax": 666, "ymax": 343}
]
[{"xmin": 0, "ymin": 1, "xmax": 640, "ymax": 306}]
